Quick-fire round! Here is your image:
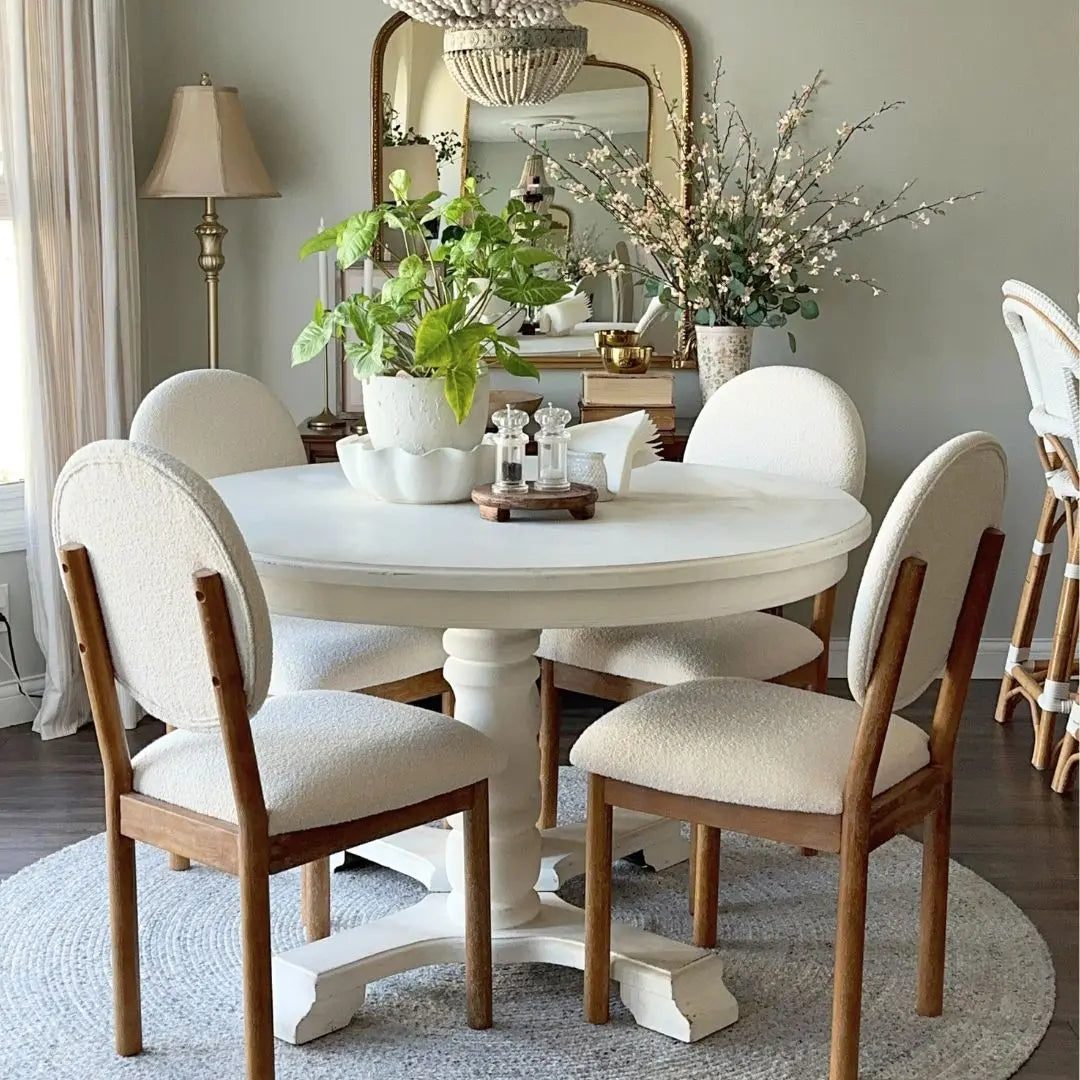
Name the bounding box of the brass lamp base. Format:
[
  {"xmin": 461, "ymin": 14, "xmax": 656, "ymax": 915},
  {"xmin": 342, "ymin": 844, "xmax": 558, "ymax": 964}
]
[{"xmin": 306, "ymin": 407, "xmax": 347, "ymax": 431}]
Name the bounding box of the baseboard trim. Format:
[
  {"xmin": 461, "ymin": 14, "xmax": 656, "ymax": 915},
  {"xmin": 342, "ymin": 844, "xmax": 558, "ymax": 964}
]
[
  {"xmin": 828, "ymin": 638, "xmax": 1054, "ymax": 682},
  {"xmin": 0, "ymin": 674, "xmax": 44, "ymax": 730}
]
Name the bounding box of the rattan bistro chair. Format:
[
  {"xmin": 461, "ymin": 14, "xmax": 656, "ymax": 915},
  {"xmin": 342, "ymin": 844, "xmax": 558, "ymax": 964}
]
[
  {"xmin": 536, "ymin": 366, "xmax": 867, "ymax": 829},
  {"xmin": 54, "ymin": 440, "xmax": 502, "ymax": 1080},
  {"xmin": 572, "ymin": 433, "xmax": 1005, "ymax": 1080},
  {"xmin": 994, "ymin": 282, "xmax": 1079, "ymax": 777}
]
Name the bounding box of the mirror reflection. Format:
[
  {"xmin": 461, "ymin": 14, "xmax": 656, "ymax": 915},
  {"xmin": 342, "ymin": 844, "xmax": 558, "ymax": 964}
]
[{"xmin": 373, "ymin": 0, "xmax": 690, "ymax": 351}]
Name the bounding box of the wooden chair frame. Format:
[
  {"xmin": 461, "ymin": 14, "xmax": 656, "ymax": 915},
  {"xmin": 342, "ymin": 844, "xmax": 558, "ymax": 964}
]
[
  {"xmin": 537, "ymin": 586, "xmax": 839, "ymax": 829},
  {"xmin": 59, "ymin": 543, "xmax": 492, "ymax": 1080},
  {"xmin": 582, "ymin": 528, "xmax": 1004, "ymax": 1080},
  {"xmin": 168, "ymin": 627, "xmax": 454, "ymax": 926}
]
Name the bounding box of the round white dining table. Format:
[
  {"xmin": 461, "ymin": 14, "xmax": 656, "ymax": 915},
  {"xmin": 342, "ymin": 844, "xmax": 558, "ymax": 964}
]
[{"xmin": 213, "ymin": 459, "xmax": 871, "ymax": 1047}]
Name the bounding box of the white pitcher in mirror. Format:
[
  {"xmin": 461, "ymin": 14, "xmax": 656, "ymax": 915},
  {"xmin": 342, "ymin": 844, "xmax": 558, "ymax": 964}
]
[{"xmin": 696, "ymin": 325, "xmax": 754, "ymax": 402}]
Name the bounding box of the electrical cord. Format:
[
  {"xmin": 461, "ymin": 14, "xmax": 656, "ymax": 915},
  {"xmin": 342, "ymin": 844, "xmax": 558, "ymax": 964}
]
[{"xmin": 0, "ymin": 610, "xmax": 42, "ymax": 702}]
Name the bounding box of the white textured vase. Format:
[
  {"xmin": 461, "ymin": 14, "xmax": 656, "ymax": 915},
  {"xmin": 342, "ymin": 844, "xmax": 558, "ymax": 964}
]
[
  {"xmin": 695, "ymin": 325, "xmax": 754, "ymax": 402},
  {"xmin": 363, "ymin": 372, "xmax": 490, "ymax": 454}
]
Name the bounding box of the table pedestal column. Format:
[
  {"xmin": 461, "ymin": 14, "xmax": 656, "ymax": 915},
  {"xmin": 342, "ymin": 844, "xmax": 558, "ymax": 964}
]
[
  {"xmin": 271, "ymin": 628, "xmax": 738, "ymax": 1047},
  {"xmin": 442, "ymin": 628, "xmax": 543, "ymax": 929}
]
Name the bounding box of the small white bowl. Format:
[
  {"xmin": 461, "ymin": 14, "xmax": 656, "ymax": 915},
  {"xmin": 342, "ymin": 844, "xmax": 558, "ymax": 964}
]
[{"xmin": 337, "ymin": 434, "xmax": 496, "ymax": 504}]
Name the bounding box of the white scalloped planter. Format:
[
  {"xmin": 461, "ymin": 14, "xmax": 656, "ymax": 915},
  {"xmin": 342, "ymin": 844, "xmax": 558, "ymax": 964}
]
[
  {"xmin": 337, "ymin": 435, "xmax": 496, "ymax": 504},
  {"xmin": 362, "ymin": 372, "xmax": 490, "ymax": 454}
]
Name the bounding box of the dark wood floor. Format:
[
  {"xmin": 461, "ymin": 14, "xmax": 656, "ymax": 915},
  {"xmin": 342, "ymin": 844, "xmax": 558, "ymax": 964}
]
[{"xmin": 0, "ymin": 680, "xmax": 1075, "ymax": 1077}]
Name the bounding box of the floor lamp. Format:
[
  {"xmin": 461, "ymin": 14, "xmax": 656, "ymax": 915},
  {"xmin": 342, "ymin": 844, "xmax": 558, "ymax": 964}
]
[{"xmin": 140, "ymin": 74, "xmax": 279, "ymax": 369}]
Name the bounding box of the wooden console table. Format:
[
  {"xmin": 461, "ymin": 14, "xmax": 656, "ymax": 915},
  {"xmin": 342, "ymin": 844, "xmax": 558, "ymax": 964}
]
[{"xmin": 299, "ymin": 418, "xmax": 691, "ymax": 465}]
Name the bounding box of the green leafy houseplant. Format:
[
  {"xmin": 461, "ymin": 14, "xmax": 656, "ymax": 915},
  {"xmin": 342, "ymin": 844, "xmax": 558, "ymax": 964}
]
[{"xmin": 292, "ymin": 171, "xmax": 570, "ymax": 422}]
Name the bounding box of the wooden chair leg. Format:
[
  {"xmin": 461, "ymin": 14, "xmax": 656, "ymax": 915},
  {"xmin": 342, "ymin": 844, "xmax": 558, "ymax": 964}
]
[
  {"xmin": 240, "ymin": 848, "xmax": 274, "ymax": 1080},
  {"xmin": 538, "ymin": 659, "xmax": 560, "ymax": 830},
  {"xmin": 692, "ymin": 826, "xmax": 720, "ymax": 948},
  {"xmin": 687, "ymin": 823, "xmax": 698, "ymax": 915},
  {"xmin": 916, "ymin": 787, "xmax": 952, "ymax": 1016},
  {"xmin": 810, "ymin": 586, "xmax": 838, "ymax": 693},
  {"xmin": 1051, "ymin": 698, "xmax": 1079, "ymax": 794},
  {"xmin": 1033, "ymin": 524, "xmax": 1078, "ymax": 769},
  {"xmin": 829, "ymin": 830, "xmax": 870, "ymax": 1080},
  {"xmin": 463, "ymin": 780, "xmax": 493, "ymax": 1030},
  {"xmin": 301, "ymin": 859, "xmax": 331, "ymax": 943},
  {"xmin": 996, "ymin": 486, "xmax": 1058, "ymax": 724},
  {"xmin": 1051, "ymin": 738, "xmax": 1079, "ymax": 793},
  {"xmin": 441, "ymin": 690, "xmax": 455, "ymax": 717},
  {"xmin": 584, "ymin": 773, "xmax": 613, "ymax": 1025},
  {"xmin": 164, "ymin": 724, "xmax": 191, "ymax": 871},
  {"xmin": 109, "ymin": 824, "xmax": 142, "ymax": 1056}
]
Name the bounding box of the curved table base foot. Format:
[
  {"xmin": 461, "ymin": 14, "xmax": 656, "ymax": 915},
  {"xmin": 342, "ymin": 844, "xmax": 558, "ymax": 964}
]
[{"xmin": 272, "ymin": 893, "xmax": 737, "ymax": 1046}]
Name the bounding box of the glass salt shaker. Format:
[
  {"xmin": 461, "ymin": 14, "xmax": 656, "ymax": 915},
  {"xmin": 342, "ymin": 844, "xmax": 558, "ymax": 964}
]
[
  {"xmin": 491, "ymin": 405, "xmax": 529, "ymax": 495},
  {"xmin": 534, "ymin": 402, "xmax": 572, "ymax": 493}
]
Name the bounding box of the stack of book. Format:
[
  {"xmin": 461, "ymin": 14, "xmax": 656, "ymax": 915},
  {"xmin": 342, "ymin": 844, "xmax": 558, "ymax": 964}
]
[{"xmin": 579, "ymin": 373, "xmax": 676, "ymax": 432}]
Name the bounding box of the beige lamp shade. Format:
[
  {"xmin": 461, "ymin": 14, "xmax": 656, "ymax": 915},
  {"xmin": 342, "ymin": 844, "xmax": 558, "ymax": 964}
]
[{"xmin": 140, "ymin": 77, "xmax": 279, "ymax": 199}]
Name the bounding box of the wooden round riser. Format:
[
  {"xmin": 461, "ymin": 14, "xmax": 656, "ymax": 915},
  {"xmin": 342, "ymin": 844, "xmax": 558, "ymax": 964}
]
[{"xmin": 471, "ymin": 482, "xmax": 598, "ymax": 522}]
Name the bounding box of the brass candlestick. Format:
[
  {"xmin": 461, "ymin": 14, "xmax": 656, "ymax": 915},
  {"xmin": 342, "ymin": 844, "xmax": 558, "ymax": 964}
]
[{"xmin": 305, "ymin": 344, "xmax": 346, "ymax": 431}]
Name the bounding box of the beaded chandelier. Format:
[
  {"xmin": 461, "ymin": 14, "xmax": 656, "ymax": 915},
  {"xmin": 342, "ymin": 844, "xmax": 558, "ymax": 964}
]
[{"xmin": 385, "ymin": 1, "xmax": 588, "ymax": 108}]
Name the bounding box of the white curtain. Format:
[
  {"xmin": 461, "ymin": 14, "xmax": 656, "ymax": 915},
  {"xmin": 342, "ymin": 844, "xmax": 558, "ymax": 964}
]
[{"xmin": 0, "ymin": 0, "xmax": 140, "ymax": 738}]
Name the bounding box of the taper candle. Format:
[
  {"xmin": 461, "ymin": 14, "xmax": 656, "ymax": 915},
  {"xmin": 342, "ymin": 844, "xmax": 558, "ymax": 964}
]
[{"xmin": 318, "ymin": 217, "xmax": 330, "ymax": 311}]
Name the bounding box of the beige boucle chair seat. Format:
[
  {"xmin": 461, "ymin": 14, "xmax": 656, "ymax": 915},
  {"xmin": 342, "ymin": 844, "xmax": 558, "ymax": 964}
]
[
  {"xmin": 538, "ymin": 612, "xmax": 823, "ymax": 686},
  {"xmin": 569, "ymin": 677, "xmax": 930, "ymax": 816},
  {"xmin": 133, "ymin": 689, "xmax": 505, "ymax": 835},
  {"xmin": 268, "ymin": 617, "xmax": 446, "ymax": 695}
]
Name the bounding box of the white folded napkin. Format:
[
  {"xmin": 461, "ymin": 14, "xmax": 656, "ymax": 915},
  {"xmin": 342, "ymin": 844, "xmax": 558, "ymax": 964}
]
[{"xmin": 568, "ymin": 410, "xmax": 662, "ymax": 497}]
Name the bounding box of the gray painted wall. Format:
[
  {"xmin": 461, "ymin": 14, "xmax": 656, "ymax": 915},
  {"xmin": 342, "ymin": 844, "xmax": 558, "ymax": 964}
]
[{"xmin": 119, "ymin": 0, "xmax": 1077, "ymax": 644}]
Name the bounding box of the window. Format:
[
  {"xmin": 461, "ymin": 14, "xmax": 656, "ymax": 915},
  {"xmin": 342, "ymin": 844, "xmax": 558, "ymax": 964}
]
[{"xmin": 0, "ymin": 128, "xmax": 26, "ymax": 553}]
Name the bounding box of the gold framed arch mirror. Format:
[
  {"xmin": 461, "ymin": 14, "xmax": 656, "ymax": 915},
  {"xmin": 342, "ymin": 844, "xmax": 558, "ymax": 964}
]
[{"xmin": 370, "ymin": 0, "xmax": 693, "ymax": 364}]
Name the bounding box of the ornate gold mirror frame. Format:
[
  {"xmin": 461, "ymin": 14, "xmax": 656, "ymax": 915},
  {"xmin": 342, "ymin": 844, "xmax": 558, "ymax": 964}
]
[{"xmin": 368, "ymin": 0, "xmax": 694, "ymax": 370}]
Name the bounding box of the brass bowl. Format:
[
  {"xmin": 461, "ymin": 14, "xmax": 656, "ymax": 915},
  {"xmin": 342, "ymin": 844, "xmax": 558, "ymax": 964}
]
[
  {"xmin": 600, "ymin": 344, "xmax": 654, "ymax": 375},
  {"xmin": 594, "ymin": 329, "xmax": 639, "ymax": 349}
]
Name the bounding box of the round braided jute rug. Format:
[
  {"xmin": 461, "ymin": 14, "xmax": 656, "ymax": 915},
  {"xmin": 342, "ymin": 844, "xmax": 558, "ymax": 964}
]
[{"xmin": 0, "ymin": 768, "xmax": 1053, "ymax": 1079}]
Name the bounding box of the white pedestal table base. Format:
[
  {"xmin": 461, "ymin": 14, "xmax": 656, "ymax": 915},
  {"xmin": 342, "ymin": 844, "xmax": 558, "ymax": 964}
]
[
  {"xmin": 272, "ymin": 893, "xmax": 738, "ymax": 1046},
  {"xmin": 277, "ymin": 627, "xmax": 737, "ymax": 1048}
]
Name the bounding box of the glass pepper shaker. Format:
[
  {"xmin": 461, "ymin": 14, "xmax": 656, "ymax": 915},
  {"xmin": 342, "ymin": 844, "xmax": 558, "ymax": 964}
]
[
  {"xmin": 491, "ymin": 405, "xmax": 529, "ymax": 495},
  {"xmin": 534, "ymin": 402, "xmax": 572, "ymax": 493}
]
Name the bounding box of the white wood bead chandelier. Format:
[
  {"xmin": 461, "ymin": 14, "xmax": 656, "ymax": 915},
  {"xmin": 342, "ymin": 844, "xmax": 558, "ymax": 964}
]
[{"xmin": 385, "ymin": 1, "xmax": 588, "ymax": 108}]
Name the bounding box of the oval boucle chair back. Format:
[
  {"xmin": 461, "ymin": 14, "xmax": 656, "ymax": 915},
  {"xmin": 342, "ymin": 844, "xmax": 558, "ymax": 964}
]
[
  {"xmin": 847, "ymin": 432, "xmax": 1007, "ymax": 711},
  {"xmin": 130, "ymin": 369, "xmax": 307, "ymax": 479},
  {"xmin": 683, "ymin": 366, "xmax": 867, "ymax": 497},
  {"xmin": 1001, "ymin": 279, "xmax": 1080, "ymax": 445},
  {"xmin": 53, "ymin": 440, "xmax": 273, "ymax": 731}
]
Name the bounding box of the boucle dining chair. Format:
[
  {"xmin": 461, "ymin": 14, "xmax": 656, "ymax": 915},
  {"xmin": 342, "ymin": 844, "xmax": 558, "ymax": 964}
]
[
  {"xmin": 571, "ymin": 432, "xmax": 1005, "ymax": 1080},
  {"xmin": 994, "ymin": 281, "xmax": 1079, "ymax": 774},
  {"xmin": 536, "ymin": 366, "xmax": 866, "ymax": 829},
  {"xmin": 54, "ymin": 440, "xmax": 502, "ymax": 1080},
  {"xmin": 132, "ymin": 369, "xmax": 451, "ymax": 903}
]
